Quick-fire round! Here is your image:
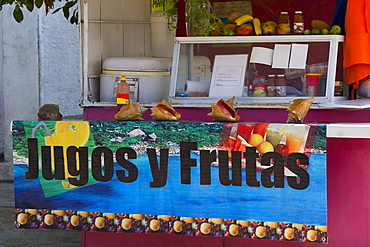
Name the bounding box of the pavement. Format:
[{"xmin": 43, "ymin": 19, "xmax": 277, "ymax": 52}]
[{"xmin": 0, "ymin": 182, "xmax": 81, "ymax": 247}]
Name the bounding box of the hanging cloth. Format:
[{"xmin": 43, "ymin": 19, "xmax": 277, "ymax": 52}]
[
  {"xmin": 331, "ymin": 0, "xmax": 347, "ymax": 35},
  {"xmin": 344, "ymin": 0, "xmax": 370, "ymax": 99}
]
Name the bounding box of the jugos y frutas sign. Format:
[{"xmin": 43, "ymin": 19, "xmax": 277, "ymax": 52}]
[
  {"xmin": 12, "ymin": 121, "xmax": 327, "ymax": 243},
  {"xmin": 25, "ymin": 139, "xmax": 309, "ymax": 190}
]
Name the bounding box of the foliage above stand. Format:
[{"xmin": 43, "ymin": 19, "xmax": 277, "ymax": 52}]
[{"xmin": 0, "ymin": 0, "xmax": 78, "ymax": 24}]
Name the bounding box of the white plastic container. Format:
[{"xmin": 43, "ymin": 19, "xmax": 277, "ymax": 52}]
[
  {"xmin": 150, "ymin": 11, "xmax": 177, "ymax": 58},
  {"xmin": 100, "ymin": 57, "xmax": 173, "ymax": 103},
  {"xmin": 100, "ymin": 56, "xmax": 211, "ymax": 103}
]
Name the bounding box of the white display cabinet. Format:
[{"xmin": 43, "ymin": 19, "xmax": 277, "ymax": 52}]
[
  {"xmin": 79, "ymin": 0, "xmax": 152, "ymax": 107},
  {"xmin": 169, "ymin": 35, "xmax": 346, "ymax": 106}
]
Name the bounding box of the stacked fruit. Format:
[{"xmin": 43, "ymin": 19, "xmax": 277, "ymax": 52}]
[
  {"xmin": 303, "ymin": 20, "xmax": 341, "ymax": 35},
  {"xmin": 210, "ymin": 12, "xmax": 261, "ymax": 36},
  {"xmin": 210, "ymin": 12, "xmax": 342, "ymax": 36}
]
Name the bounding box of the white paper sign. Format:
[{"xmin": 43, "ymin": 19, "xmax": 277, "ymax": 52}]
[
  {"xmin": 272, "ymin": 44, "xmax": 291, "ymax": 69},
  {"xmin": 289, "ymin": 44, "xmax": 309, "ymax": 69},
  {"xmin": 250, "ymin": 47, "xmax": 273, "ymax": 65},
  {"xmin": 209, "ymin": 54, "xmax": 248, "ymax": 97}
]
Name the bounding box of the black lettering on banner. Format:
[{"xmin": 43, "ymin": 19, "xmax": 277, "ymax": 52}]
[
  {"xmin": 40, "ymin": 146, "xmax": 52, "ymax": 180},
  {"xmin": 92, "ymin": 147, "xmax": 114, "ymax": 182},
  {"xmin": 41, "ymin": 146, "xmax": 65, "ymax": 180},
  {"xmin": 260, "ymin": 152, "xmax": 285, "ymax": 188},
  {"xmin": 148, "ymin": 148, "xmax": 169, "ymax": 188},
  {"xmin": 116, "ymin": 147, "xmax": 138, "ymax": 183},
  {"xmin": 219, "ymin": 150, "xmax": 242, "ymax": 186},
  {"xmin": 26, "ymin": 138, "xmax": 39, "ymax": 179},
  {"xmin": 200, "ymin": 150, "xmax": 216, "ymax": 185},
  {"xmin": 53, "ymin": 146, "xmax": 66, "ymax": 180},
  {"xmin": 287, "ymin": 153, "xmax": 310, "ymax": 190},
  {"xmin": 180, "ymin": 142, "xmax": 198, "ymax": 184},
  {"xmin": 245, "ymin": 147, "xmax": 260, "ymax": 187},
  {"xmin": 67, "ymin": 146, "xmax": 89, "ymax": 186}
]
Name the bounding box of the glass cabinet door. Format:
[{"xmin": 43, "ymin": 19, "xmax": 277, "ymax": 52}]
[{"xmin": 169, "ymin": 35, "xmax": 345, "ymax": 105}]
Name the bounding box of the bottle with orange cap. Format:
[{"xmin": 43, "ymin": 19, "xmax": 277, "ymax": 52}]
[{"xmin": 116, "ymin": 76, "xmax": 130, "ymax": 110}]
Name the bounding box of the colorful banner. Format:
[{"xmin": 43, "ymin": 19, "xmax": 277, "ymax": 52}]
[{"xmin": 12, "ymin": 121, "xmax": 327, "ymax": 243}]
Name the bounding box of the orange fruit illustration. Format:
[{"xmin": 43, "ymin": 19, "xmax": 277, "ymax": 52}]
[{"xmin": 248, "ymin": 133, "xmax": 264, "ymax": 147}]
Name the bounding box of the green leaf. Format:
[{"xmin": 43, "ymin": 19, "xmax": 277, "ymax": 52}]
[
  {"xmin": 13, "ymin": 7, "xmax": 24, "ymax": 23},
  {"xmin": 70, "ymin": 8, "xmax": 78, "ymax": 24},
  {"xmin": 70, "ymin": 16, "xmax": 77, "ymax": 24},
  {"xmin": 62, "ymin": 6, "xmax": 70, "ymax": 19},
  {"xmin": 25, "ymin": 0, "xmax": 34, "ymax": 12},
  {"xmin": 166, "ymin": 7, "xmax": 177, "ymax": 16},
  {"xmin": 64, "ymin": 1, "xmax": 76, "ymax": 8},
  {"xmin": 52, "ymin": 7, "xmax": 61, "ymax": 14},
  {"xmin": 34, "ymin": 0, "xmax": 42, "ymax": 8}
]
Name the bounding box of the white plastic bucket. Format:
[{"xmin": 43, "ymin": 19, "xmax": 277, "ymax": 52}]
[{"xmin": 150, "ymin": 11, "xmax": 177, "ymax": 58}]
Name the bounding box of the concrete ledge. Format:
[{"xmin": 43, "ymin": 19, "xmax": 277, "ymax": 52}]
[{"xmin": 0, "ymin": 162, "xmax": 13, "ymax": 181}]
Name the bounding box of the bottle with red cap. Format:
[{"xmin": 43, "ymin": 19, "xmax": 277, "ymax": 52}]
[{"xmin": 116, "ymin": 76, "xmax": 130, "ymax": 110}]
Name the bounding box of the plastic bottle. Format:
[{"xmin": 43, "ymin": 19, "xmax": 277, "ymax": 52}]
[
  {"xmin": 293, "ymin": 11, "xmax": 304, "ymax": 34},
  {"xmin": 266, "ymin": 75, "xmax": 276, "ymax": 97},
  {"xmin": 275, "ymin": 74, "xmax": 287, "ymax": 96},
  {"xmin": 245, "ymin": 63, "xmax": 258, "ymax": 97},
  {"xmin": 116, "ymin": 76, "xmax": 130, "ymax": 109},
  {"xmin": 279, "ymin": 12, "xmax": 290, "ymax": 25}
]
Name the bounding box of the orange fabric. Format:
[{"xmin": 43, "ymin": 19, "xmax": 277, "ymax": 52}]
[{"xmin": 344, "ymin": 0, "xmax": 370, "ymax": 88}]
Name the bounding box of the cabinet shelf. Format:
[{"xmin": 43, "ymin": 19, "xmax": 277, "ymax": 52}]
[
  {"xmin": 169, "ymin": 35, "xmax": 346, "ymax": 105},
  {"xmin": 174, "ymin": 35, "xmax": 344, "ymax": 44}
]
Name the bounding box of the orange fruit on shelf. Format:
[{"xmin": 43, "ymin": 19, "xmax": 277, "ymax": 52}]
[{"xmin": 223, "ymin": 23, "xmax": 237, "ymax": 33}]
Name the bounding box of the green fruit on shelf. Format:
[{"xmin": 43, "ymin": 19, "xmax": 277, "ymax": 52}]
[
  {"xmin": 321, "ymin": 28, "xmax": 329, "ymax": 35},
  {"xmin": 312, "ymin": 28, "xmax": 321, "ymax": 35},
  {"xmin": 329, "ymin": 25, "xmax": 341, "ymax": 35},
  {"xmin": 303, "ymin": 29, "xmax": 310, "ymax": 35}
]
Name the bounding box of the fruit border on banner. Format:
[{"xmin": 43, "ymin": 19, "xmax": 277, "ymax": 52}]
[{"xmin": 13, "ymin": 121, "xmax": 327, "ymax": 243}]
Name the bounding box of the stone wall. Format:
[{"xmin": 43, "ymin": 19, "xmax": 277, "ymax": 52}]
[{"xmin": 0, "ymin": 4, "xmax": 81, "ymax": 181}]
